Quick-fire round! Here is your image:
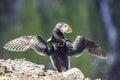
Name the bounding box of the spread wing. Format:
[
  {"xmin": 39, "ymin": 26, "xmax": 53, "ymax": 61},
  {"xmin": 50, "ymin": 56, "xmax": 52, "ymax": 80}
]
[
  {"xmin": 66, "ymin": 36, "xmax": 107, "ymax": 59},
  {"xmin": 3, "ymin": 35, "xmax": 49, "ymax": 56}
]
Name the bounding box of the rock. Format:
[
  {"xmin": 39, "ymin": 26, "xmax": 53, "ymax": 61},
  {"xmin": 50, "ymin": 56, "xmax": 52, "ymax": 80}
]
[
  {"xmin": 0, "ymin": 65, "xmax": 7, "ymax": 75},
  {"xmin": 0, "ymin": 59, "xmax": 100, "ymax": 80},
  {"xmin": 62, "ymin": 68, "xmax": 84, "ymax": 80}
]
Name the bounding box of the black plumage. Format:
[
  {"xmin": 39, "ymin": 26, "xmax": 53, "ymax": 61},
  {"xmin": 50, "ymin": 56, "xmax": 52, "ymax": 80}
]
[{"xmin": 3, "ymin": 22, "xmax": 107, "ymax": 72}]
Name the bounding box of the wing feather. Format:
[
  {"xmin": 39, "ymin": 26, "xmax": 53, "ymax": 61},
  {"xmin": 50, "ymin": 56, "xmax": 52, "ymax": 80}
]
[
  {"xmin": 3, "ymin": 35, "xmax": 49, "ymax": 56},
  {"xmin": 66, "ymin": 36, "xmax": 107, "ymax": 59},
  {"xmin": 4, "ymin": 36, "xmax": 31, "ymax": 52},
  {"xmin": 86, "ymin": 40, "xmax": 107, "ymax": 59}
]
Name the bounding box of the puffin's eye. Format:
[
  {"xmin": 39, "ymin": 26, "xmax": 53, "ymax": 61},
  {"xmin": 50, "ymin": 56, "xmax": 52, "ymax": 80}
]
[{"xmin": 64, "ymin": 25, "xmax": 67, "ymax": 27}]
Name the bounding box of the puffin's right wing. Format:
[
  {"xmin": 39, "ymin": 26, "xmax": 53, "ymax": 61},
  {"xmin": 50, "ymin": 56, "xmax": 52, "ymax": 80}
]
[
  {"xmin": 3, "ymin": 36, "xmax": 49, "ymax": 56},
  {"xmin": 66, "ymin": 36, "xmax": 107, "ymax": 59}
]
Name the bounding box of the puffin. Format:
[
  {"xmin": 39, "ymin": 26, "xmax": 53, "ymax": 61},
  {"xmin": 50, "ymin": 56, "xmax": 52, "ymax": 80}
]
[{"xmin": 3, "ymin": 22, "xmax": 107, "ymax": 72}]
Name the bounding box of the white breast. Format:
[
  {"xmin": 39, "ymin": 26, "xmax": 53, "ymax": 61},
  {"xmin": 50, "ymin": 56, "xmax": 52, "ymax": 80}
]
[{"xmin": 47, "ymin": 37, "xmax": 52, "ymax": 42}]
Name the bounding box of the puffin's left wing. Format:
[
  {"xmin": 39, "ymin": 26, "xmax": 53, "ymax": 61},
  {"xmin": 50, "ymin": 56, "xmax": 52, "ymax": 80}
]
[
  {"xmin": 66, "ymin": 36, "xmax": 107, "ymax": 59},
  {"xmin": 3, "ymin": 35, "xmax": 49, "ymax": 56}
]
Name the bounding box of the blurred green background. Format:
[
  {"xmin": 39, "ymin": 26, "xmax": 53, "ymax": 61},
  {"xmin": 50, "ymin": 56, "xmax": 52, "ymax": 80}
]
[{"xmin": 0, "ymin": 0, "xmax": 120, "ymax": 80}]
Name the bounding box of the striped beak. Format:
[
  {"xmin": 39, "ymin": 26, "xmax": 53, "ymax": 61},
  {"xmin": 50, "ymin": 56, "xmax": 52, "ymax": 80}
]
[{"xmin": 65, "ymin": 26, "xmax": 72, "ymax": 33}]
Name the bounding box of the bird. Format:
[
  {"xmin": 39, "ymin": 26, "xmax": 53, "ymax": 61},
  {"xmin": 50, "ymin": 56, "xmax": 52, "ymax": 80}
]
[{"xmin": 3, "ymin": 22, "xmax": 107, "ymax": 72}]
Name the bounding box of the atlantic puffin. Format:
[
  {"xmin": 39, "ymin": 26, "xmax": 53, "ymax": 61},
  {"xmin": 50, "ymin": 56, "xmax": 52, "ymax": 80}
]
[{"xmin": 3, "ymin": 22, "xmax": 107, "ymax": 72}]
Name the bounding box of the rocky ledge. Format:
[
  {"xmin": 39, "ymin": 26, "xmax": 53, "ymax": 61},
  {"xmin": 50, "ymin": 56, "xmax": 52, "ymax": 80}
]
[{"xmin": 0, "ymin": 59, "xmax": 101, "ymax": 80}]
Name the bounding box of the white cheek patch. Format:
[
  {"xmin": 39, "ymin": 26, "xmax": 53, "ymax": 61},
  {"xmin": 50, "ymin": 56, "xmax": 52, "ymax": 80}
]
[{"xmin": 60, "ymin": 27, "xmax": 68, "ymax": 33}]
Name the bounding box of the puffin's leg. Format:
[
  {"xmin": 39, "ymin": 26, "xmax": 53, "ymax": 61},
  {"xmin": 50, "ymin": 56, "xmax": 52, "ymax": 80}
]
[
  {"xmin": 49, "ymin": 55, "xmax": 70, "ymax": 72},
  {"xmin": 60, "ymin": 55, "xmax": 70, "ymax": 71},
  {"xmin": 49, "ymin": 55, "xmax": 62, "ymax": 72}
]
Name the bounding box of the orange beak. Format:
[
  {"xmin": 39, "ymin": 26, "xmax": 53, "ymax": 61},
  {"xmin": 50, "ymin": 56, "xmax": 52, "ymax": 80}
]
[{"xmin": 65, "ymin": 26, "xmax": 72, "ymax": 33}]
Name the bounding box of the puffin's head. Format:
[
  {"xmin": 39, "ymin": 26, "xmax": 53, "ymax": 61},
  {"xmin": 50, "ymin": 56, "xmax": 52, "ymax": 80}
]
[{"xmin": 55, "ymin": 22, "xmax": 72, "ymax": 34}]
